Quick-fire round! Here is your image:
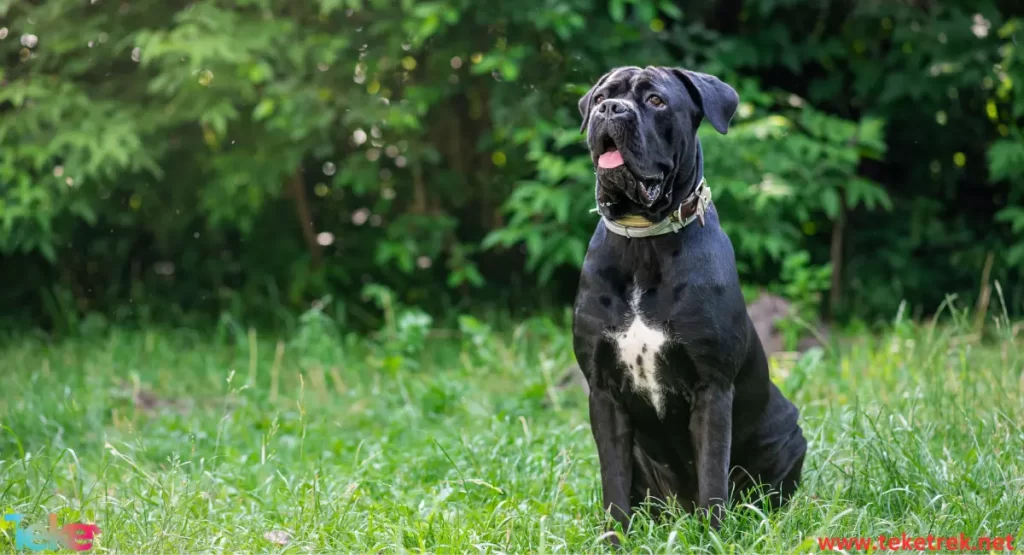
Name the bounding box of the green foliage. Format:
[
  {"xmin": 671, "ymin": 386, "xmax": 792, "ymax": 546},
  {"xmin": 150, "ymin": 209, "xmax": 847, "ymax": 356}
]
[
  {"xmin": 0, "ymin": 0, "xmax": 1022, "ymax": 328},
  {"xmin": 988, "ymin": 18, "xmax": 1024, "ymax": 266},
  {"xmin": 695, "ymin": 89, "xmax": 890, "ymax": 279},
  {"xmin": 361, "ymin": 284, "xmax": 434, "ymax": 372},
  {"xmin": 773, "ymin": 251, "xmax": 832, "ymax": 350},
  {"xmin": 481, "ymin": 115, "xmax": 595, "ymax": 283}
]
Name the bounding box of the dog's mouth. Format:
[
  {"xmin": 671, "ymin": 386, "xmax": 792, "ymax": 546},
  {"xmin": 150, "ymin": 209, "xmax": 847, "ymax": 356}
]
[
  {"xmin": 594, "ymin": 134, "xmax": 664, "ymax": 208},
  {"xmin": 597, "ymin": 136, "xmax": 624, "ymax": 170}
]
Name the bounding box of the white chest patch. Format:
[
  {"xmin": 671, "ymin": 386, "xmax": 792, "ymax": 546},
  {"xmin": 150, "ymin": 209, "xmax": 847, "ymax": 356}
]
[{"xmin": 610, "ymin": 286, "xmax": 669, "ymax": 417}]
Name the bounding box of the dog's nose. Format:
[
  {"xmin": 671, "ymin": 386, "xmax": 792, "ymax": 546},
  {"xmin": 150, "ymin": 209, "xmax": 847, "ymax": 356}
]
[{"xmin": 597, "ymin": 99, "xmax": 630, "ymax": 117}]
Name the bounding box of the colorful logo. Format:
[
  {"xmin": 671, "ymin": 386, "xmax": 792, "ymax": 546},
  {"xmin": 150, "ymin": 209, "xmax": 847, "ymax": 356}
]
[{"xmin": 1, "ymin": 512, "xmax": 100, "ymax": 552}]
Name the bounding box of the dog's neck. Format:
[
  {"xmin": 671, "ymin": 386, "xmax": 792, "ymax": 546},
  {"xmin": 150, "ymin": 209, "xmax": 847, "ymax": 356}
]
[{"xmin": 674, "ymin": 138, "xmax": 705, "ymax": 204}]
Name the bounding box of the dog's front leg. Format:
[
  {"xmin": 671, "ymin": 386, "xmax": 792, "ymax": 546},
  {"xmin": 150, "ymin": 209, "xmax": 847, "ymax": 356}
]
[
  {"xmin": 589, "ymin": 389, "xmax": 634, "ymax": 545},
  {"xmin": 689, "ymin": 383, "xmax": 734, "ymax": 528}
]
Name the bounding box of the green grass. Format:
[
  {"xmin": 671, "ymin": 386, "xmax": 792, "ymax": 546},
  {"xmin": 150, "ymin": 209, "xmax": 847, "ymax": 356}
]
[{"xmin": 1, "ymin": 311, "xmax": 1023, "ymax": 553}]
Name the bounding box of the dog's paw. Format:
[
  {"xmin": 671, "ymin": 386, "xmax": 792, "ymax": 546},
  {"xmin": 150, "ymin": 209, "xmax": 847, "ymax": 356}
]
[{"xmin": 695, "ymin": 504, "xmax": 725, "ymax": 530}]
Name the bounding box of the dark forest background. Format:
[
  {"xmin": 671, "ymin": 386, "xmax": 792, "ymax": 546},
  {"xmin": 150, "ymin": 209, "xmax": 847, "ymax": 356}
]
[{"xmin": 1, "ymin": 0, "xmax": 1022, "ymax": 335}]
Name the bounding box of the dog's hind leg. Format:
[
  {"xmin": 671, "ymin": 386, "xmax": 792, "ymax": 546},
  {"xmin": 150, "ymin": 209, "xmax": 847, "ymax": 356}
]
[
  {"xmin": 630, "ymin": 445, "xmax": 687, "ymax": 520},
  {"xmin": 731, "ymin": 450, "xmax": 805, "ymax": 512},
  {"xmin": 765, "ymin": 452, "xmax": 804, "ymax": 510}
]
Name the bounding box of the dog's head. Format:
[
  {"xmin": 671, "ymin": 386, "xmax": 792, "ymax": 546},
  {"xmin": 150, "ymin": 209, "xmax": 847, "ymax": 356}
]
[{"xmin": 579, "ymin": 66, "xmax": 738, "ymax": 214}]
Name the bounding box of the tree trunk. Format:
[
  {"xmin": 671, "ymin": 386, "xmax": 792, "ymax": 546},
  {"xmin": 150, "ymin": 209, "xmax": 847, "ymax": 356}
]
[
  {"xmin": 828, "ymin": 199, "xmax": 846, "ymax": 320},
  {"xmin": 287, "ymin": 167, "xmax": 322, "ymax": 266}
]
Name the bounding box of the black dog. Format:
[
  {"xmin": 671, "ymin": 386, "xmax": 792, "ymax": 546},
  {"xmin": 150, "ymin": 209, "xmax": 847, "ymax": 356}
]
[{"xmin": 571, "ymin": 66, "xmax": 807, "ymax": 541}]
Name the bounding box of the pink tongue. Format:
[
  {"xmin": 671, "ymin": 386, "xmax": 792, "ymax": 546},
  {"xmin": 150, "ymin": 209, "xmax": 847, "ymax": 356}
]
[{"xmin": 598, "ymin": 150, "xmax": 624, "ymax": 169}]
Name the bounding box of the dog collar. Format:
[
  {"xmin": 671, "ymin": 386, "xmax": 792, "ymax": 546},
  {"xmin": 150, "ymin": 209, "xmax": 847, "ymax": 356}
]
[{"xmin": 594, "ymin": 179, "xmax": 712, "ymax": 238}]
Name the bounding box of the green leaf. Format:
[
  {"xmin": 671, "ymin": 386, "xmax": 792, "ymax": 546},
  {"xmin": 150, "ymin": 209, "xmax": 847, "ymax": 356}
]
[
  {"xmin": 609, "ymin": 0, "xmax": 626, "ymax": 23},
  {"xmin": 821, "ymin": 188, "xmax": 840, "ymax": 219},
  {"xmin": 253, "ymin": 98, "xmax": 276, "ymax": 121},
  {"xmin": 659, "ymin": 1, "xmax": 683, "ymax": 20}
]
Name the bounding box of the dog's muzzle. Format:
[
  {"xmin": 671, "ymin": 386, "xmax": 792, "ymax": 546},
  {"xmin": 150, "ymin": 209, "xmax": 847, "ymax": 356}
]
[{"xmin": 589, "ymin": 105, "xmax": 664, "ymax": 207}]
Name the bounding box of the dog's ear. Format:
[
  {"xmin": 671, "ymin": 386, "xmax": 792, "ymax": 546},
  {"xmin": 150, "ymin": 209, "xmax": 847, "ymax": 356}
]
[
  {"xmin": 670, "ymin": 68, "xmax": 739, "ymax": 135},
  {"xmin": 578, "ymin": 71, "xmax": 614, "ymax": 134}
]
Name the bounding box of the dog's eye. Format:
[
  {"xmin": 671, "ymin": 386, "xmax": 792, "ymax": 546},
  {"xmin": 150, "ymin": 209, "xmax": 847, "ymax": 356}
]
[
  {"xmin": 647, "ymin": 95, "xmax": 665, "ymax": 107},
  {"xmin": 594, "ymin": 95, "xmax": 606, "ymax": 104}
]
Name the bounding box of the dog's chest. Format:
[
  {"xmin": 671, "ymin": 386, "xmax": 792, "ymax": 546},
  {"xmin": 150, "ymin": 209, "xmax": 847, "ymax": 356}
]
[{"xmin": 608, "ymin": 286, "xmax": 670, "ymax": 417}]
